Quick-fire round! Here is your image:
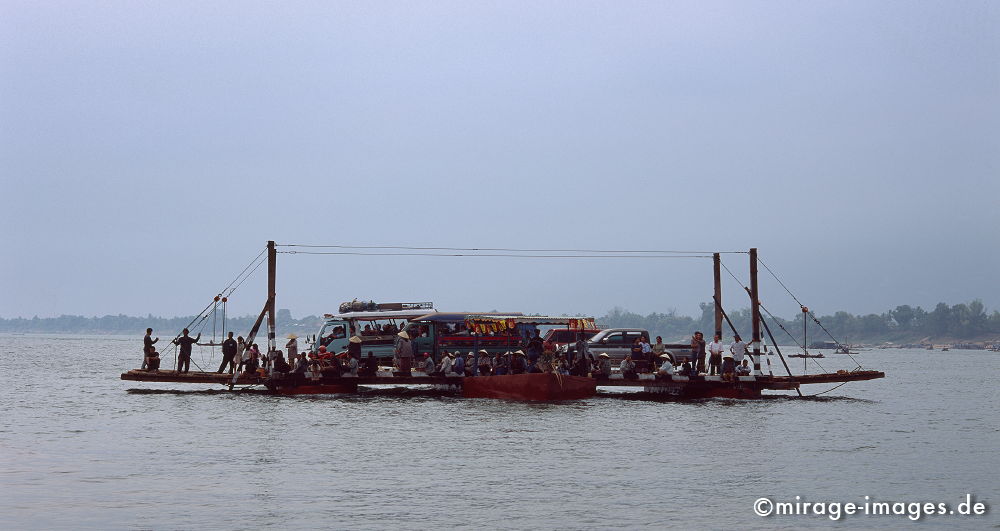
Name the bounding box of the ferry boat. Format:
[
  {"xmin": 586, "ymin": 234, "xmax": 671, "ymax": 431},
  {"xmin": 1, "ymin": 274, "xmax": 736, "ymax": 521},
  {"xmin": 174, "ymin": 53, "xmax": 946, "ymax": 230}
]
[{"xmin": 120, "ymin": 242, "xmax": 886, "ymax": 400}]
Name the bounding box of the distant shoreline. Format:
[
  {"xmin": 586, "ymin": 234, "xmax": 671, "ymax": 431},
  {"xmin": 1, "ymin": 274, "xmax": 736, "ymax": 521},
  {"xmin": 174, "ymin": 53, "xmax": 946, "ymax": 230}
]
[{"xmin": 2, "ymin": 299, "xmax": 999, "ymax": 346}]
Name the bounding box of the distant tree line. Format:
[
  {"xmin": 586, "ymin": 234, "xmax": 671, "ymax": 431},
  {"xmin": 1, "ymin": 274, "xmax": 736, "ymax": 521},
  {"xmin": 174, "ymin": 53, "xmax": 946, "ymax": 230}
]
[
  {"xmin": 0, "ymin": 309, "xmax": 324, "ymax": 337},
  {"xmin": 598, "ymin": 299, "xmax": 1000, "ymax": 343},
  {"xmin": 2, "ymin": 300, "xmax": 998, "ymax": 342}
]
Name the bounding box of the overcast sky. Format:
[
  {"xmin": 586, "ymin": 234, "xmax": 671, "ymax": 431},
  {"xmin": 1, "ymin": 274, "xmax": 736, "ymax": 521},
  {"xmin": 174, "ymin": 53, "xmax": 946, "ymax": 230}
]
[{"xmin": 2, "ymin": 0, "xmax": 998, "ymax": 321}]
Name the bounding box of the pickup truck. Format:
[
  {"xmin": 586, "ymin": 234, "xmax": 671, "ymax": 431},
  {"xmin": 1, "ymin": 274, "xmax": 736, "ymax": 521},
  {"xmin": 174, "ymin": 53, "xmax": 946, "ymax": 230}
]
[
  {"xmin": 542, "ymin": 327, "xmax": 601, "ymax": 348},
  {"xmin": 563, "ymin": 328, "xmax": 692, "ymax": 369}
]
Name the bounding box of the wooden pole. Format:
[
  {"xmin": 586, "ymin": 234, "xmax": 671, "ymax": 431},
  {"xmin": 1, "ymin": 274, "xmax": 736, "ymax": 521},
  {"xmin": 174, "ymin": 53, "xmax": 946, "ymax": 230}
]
[
  {"xmin": 750, "ymin": 248, "xmax": 762, "ymax": 376},
  {"xmin": 713, "ymin": 253, "xmax": 723, "ymax": 340},
  {"xmin": 267, "ymin": 240, "xmax": 277, "ymax": 354}
]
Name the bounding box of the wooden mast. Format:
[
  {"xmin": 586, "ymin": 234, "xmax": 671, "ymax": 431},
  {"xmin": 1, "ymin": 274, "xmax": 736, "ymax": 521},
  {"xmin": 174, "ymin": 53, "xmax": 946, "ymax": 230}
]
[
  {"xmin": 713, "ymin": 253, "xmax": 723, "ymax": 341},
  {"xmin": 267, "ymin": 240, "xmax": 277, "ymax": 354},
  {"xmin": 749, "ymin": 247, "xmax": 762, "ymax": 375}
]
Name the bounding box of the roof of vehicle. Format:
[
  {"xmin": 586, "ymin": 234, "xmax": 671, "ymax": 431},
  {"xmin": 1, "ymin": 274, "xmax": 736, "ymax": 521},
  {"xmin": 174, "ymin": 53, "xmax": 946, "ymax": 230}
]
[
  {"xmin": 464, "ymin": 315, "xmax": 596, "ymax": 327},
  {"xmin": 409, "ymin": 312, "xmax": 524, "ymax": 323},
  {"xmin": 324, "ymin": 309, "xmax": 436, "ymax": 321}
]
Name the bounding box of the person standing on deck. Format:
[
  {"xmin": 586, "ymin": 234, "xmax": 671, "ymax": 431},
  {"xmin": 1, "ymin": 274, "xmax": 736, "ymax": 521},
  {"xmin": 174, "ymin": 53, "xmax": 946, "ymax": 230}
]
[
  {"xmin": 525, "ymin": 330, "xmax": 543, "ymax": 368},
  {"xmin": 395, "ymin": 331, "xmax": 413, "ymax": 376},
  {"xmin": 236, "ymin": 336, "xmax": 246, "ymax": 372},
  {"xmin": 729, "ymin": 335, "xmax": 747, "ymax": 367},
  {"xmin": 630, "ymin": 337, "xmax": 643, "ymax": 372},
  {"xmin": 573, "ymin": 333, "xmax": 589, "ymax": 367},
  {"xmin": 218, "ymin": 332, "xmax": 237, "ymax": 373},
  {"xmin": 285, "ymin": 334, "xmax": 299, "ymax": 365},
  {"xmin": 639, "ymin": 335, "xmax": 652, "ymax": 372},
  {"xmin": 707, "ymin": 333, "xmax": 724, "ymax": 376},
  {"xmin": 692, "ymin": 331, "xmax": 707, "ymax": 374},
  {"xmin": 142, "ymin": 328, "xmax": 159, "ymax": 370},
  {"xmin": 172, "ymin": 328, "xmax": 200, "ymax": 374},
  {"xmin": 652, "ymin": 336, "xmax": 665, "ymax": 364}
]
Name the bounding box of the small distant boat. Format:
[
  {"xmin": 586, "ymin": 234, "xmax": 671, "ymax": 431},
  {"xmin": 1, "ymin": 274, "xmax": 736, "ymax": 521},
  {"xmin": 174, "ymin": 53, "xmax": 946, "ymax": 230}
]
[
  {"xmin": 941, "ymin": 346, "xmax": 950, "ymax": 352},
  {"xmin": 788, "ymin": 352, "xmax": 825, "ymax": 359}
]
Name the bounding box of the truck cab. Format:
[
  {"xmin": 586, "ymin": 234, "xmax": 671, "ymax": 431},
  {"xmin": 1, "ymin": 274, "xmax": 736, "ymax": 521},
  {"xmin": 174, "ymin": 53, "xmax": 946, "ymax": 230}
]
[{"xmin": 569, "ymin": 328, "xmax": 690, "ymax": 368}]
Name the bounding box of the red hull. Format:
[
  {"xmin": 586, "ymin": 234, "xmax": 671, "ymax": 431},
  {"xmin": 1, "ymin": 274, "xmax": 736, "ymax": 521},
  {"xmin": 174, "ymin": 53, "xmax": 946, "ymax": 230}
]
[{"xmin": 462, "ymin": 373, "xmax": 596, "ymax": 401}]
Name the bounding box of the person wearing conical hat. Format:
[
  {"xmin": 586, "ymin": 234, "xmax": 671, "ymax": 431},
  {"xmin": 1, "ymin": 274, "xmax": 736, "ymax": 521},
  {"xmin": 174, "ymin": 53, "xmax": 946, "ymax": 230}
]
[
  {"xmin": 348, "ymin": 335, "xmax": 362, "ymax": 360},
  {"xmin": 477, "ymin": 349, "xmax": 492, "ymax": 376},
  {"xmin": 394, "ymin": 330, "xmax": 413, "ymax": 376},
  {"xmin": 285, "ymin": 333, "xmax": 299, "ymax": 365},
  {"xmin": 510, "ymin": 350, "xmax": 527, "ymax": 375},
  {"xmin": 656, "ymin": 352, "xmax": 675, "ymax": 378}
]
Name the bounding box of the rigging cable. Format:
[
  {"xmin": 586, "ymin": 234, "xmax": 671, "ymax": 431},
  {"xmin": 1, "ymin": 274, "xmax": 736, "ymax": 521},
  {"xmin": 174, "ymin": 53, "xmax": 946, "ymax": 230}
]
[
  {"xmin": 277, "ymin": 244, "xmax": 747, "ymax": 254},
  {"xmin": 718, "ymin": 260, "xmax": 829, "ymax": 373},
  {"xmin": 279, "ymin": 251, "xmax": 713, "ymax": 259},
  {"xmin": 756, "ymin": 257, "xmax": 863, "ymax": 370}
]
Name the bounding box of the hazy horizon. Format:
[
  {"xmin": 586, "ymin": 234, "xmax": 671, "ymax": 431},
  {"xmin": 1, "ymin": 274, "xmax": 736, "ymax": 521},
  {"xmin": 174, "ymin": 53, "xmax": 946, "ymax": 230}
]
[{"xmin": 2, "ymin": 1, "xmax": 998, "ymax": 321}]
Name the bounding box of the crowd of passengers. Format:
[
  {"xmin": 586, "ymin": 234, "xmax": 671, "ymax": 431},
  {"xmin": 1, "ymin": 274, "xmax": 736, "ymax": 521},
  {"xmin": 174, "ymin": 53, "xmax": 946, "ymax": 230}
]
[{"xmin": 139, "ymin": 326, "xmax": 755, "ymax": 382}]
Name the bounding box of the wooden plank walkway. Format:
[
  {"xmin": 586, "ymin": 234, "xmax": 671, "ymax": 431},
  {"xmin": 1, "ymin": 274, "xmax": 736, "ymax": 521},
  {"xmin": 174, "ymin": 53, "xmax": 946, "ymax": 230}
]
[{"xmin": 121, "ymin": 369, "xmax": 884, "ymax": 392}]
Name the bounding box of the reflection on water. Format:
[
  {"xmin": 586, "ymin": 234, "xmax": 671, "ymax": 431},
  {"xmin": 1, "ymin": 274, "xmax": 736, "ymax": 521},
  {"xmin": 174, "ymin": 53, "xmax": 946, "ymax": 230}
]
[{"xmin": 0, "ymin": 334, "xmax": 997, "ymax": 530}]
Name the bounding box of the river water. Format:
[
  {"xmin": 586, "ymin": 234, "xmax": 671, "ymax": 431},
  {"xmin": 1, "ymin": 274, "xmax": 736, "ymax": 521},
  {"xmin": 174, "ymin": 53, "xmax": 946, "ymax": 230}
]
[{"xmin": 0, "ymin": 334, "xmax": 996, "ymax": 529}]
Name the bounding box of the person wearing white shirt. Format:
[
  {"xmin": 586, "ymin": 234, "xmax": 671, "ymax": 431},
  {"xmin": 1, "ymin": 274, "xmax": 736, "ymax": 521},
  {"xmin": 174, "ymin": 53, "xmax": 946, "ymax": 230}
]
[
  {"xmin": 707, "ymin": 334, "xmax": 725, "ymax": 375},
  {"xmin": 736, "ymin": 359, "xmax": 752, "ymax": 375},
  {"xmin": 730, "ymin": 335, "xmax": 747, "ymax": 365},
  {"xmin": 655, "ymin": 354, "xmax": 675, "ymax": 378},
  {"xmin": 435, "ymin": 352, "xmax": 453, "ymax": 376}
]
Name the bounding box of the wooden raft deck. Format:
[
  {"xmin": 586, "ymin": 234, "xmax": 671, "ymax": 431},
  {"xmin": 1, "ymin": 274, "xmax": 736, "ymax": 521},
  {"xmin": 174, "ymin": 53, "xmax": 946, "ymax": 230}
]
[{"xmin": 121, "ymin": 369, "xmax": 884, "ymax": 397}]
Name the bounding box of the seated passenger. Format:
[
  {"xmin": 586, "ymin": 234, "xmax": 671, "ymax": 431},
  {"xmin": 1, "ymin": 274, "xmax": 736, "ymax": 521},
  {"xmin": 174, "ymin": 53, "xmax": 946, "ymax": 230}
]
[
  {"xmin": 145, "ymin": 347, "xmax": 161, "ymax": 371},
  {"xmin": 556, "ymin": 354, "xmax": 569, "ymax": 375},
  {"xmin": 343, "ymin": 353, "xmax": 359, "ymax": 376},
  {"xmin": 655, "ymin": 353, "xmax": 674, "ymax": 378},
  {"xmin": 432, "ymin": 351, "xmax": 453, "ymax": 376},
  {"xmin": 493, "ymin": 352, "xmax": 509, "ymax": 376},
  {"xmin": 360, "ymin": 352, "xmax": 378, "ymax": 377},
  {"xmin": 620, "ymin": 354, "xmax": 638, "ymax": 380},
  {"xmin": 272, "ymin": 353, "xmax": 291, "ymax": 374},
  {"xmin": 736, "ymin": 359, "xmax": 752, "ymax": 375},
  {"xmin": 421, "ymin": 353, "xmax": 435, "ymax": 374},
  {"xmin": 510, "ymin": 351, "xmax": 527, "ymax": 375},
  {"xmin": 593, "ymin": 353, "xmax": 612, "ymax": 379},
  {"xmin": 450, "ymin": 353, "xmax": 466, "ymax": 376},
  {"xmin": 293, "ymin": 353, "xmax": 308, "ymax": 373},
  {"xmin": 465, "ymin": 353, "xmax": 476, "ymax": 376},
  {"xmin": 477, "ymin": 350, "xmax": 492, "ymax": 376}
]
